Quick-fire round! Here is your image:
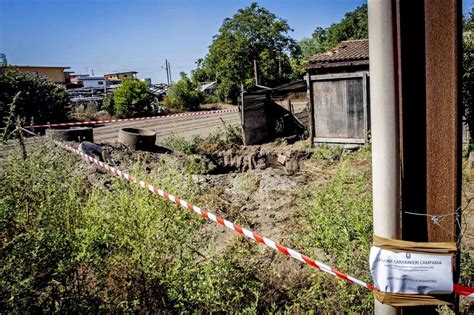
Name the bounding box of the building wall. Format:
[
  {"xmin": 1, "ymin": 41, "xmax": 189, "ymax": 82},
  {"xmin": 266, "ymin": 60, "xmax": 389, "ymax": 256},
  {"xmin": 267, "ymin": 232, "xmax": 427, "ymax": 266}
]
[
  {"xmin": 105, "ymin": 72, "xmax": 136, "ymax": 81},
  {"xmin": 14, "ymin": 66, "xmax": 67, "ymax": 83},
  {"xmin": 83, "ymin": 79, "xmax": 107, "ymax": 88}
]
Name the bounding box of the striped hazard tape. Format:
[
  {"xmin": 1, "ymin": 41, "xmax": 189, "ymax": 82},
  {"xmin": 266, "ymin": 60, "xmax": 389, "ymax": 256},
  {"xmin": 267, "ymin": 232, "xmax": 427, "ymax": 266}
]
[
  {"xmin": 54, "ymin": 140, "xmax": 474, "ymax": 300},
  {"xmin": 26, "ymin": 108, "xmax": 239, "ymax": 129}
]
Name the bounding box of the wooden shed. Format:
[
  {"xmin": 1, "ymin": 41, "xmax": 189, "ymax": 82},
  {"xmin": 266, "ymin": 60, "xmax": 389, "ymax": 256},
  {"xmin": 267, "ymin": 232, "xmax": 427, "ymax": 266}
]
[{"xmin": 306, "ymin": 39, "xmax": 370, "ymax": 145}]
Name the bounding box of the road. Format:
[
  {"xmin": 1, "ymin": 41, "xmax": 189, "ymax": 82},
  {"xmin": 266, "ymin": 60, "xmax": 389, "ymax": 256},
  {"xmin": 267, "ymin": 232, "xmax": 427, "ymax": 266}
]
[
  {"xmin": 1, "ymin": 110, "xmax": 241, "ymax": 159},
  {"xmin": 93, "ymin": 110, "xmax": 240, "ymax": 144}
]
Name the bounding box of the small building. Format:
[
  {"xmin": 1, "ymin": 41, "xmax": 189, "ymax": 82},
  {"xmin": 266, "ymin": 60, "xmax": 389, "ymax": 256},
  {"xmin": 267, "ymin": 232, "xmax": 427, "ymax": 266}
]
[
  {"xmin": 82, "ymin": 76, "xmax": 108, "ymax": 88},
  {"xmin": 104, "ymin": 71, "xmax": 138, "ymax": 83},
  {"xmin": 12, "ymin": 65, "xmax": 71, "ymax": 85},
  {"xmin": 69, "ymin": 74, "xmax": 90, "ymax": 85},
  {"xmin": 306, "ymin": 39, "xmax": 370, "ymax": 145}
]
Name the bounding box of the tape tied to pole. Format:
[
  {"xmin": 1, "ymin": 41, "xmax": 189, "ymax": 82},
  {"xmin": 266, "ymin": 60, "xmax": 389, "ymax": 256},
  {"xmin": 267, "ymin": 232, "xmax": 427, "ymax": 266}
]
[{"xmin": 370, "ymin": 235, "xmax": 456, "ymax": 306}]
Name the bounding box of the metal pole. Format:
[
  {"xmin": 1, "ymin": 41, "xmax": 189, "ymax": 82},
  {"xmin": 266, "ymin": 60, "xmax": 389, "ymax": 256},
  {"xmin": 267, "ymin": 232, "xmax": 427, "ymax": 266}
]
[
  {"xmin": 368, "ymin": 1, "xmax": 400, "ymax": 314},
  {"xmin": 165, "ymin": 59, "xmax": 170, "ymax": 85},
  {"xmin": 168, "ymin": 60, "xmax": 172, "ymax": 83}
]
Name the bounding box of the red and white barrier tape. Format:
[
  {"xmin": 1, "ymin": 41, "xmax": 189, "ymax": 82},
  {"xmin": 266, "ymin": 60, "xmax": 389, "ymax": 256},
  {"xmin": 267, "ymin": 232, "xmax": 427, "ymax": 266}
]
[
  {"xmin": 26, "ymin": 108, "xmax": 239, "ymax": 129},
  {"xmin": 54, "ymin": 140, "xmax": 474, "ymax": 300}
]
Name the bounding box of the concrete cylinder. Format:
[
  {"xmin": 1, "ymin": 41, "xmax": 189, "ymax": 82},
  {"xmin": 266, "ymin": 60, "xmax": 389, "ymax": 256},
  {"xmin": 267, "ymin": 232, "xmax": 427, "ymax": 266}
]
[
  {"xmin": 118, "ymin": 128, "xmax": 156, "ymax": 151},
  {"xmin": 46, "ymin": 127, "xmax": 93, "ymax": 142}
]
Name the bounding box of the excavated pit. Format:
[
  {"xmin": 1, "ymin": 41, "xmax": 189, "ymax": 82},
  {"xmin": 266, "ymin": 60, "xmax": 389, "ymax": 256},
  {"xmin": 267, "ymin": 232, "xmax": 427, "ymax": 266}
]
[{"xmin": 206, "ymin": 146, "xmax": 313, "ymax": 175}]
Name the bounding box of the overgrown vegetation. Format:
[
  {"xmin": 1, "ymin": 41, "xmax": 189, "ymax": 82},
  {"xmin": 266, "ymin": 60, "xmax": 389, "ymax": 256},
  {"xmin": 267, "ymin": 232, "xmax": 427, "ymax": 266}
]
[
  {"xmin": 0, "ymin": 145, "xmax": 260, "ymax": 312},
  {"xmin": 2, "ymin": 141, "xmax": 473, "ymax": 312},
  {"xmin": 292, "ymin": 147, "xmax": 374, "ymax": 313},
  {"xmin": 163, "ymin": 124, "xmax": 243, "ymax": 155},
  {"xmin": 462, "ymin": 8, "xmax": 474, "ymax": 143},
  {"xmin": 0, "ymin": 69, "xmax": 69, "ymax": 130},
  {"xmin": 163, "ymin": 72, "xmax": 203, "ymax": 110},
  {"xmin": 106, "ymin": 79, "xmax": 154, "ymax": 118}
]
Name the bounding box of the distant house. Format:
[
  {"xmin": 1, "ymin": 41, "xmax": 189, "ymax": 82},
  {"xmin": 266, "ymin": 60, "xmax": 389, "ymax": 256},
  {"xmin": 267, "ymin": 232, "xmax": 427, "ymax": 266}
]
[
  {"xmin": 82, "ymin": 76, "xmax": 108, "ymax": 88},
  {"xmin": 306, "ymin": 39, "xmax": 370, "ymax": 145},
  {"xmin": 70, "ymin": 74, "xmax": 90, "ymax": 85},
  {"xmin": 148, "ymin": 83, "xmax": 170, "ymax": 101},
  {"xmin": 104, "ymin": 71, "xmax": 138, "ymax": 83},
  {"xmin": 12, "ymin": 65, "xmax": 71, "ymax": 85},
  {"xmin": 200, "ymin": 81, "xmax": 218, "ymax": 95}
]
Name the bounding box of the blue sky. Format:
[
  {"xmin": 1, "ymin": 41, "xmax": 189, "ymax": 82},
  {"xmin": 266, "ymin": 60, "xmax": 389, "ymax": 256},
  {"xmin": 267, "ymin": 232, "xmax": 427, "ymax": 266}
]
[{"xmin": 0, "ymin": 0, "xmax": 472, "ymax": 83}]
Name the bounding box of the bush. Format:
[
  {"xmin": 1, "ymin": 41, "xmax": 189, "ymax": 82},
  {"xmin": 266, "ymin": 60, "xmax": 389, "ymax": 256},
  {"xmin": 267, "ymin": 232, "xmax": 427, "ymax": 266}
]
[
  {"xmin": 113, "ymin": 79, "xmax": 153, "ymax": 118},
  {"xmin": 101, "ymin": 93, "xmax": 115, "ymax": 115},
  {"xmin": 0, "ymin": 144, "xmax": 89, "ymax": 313},
  {"xmin": 163, "ymin": 125, "xmax": 243, "ymax": 156},
  {"xmin": 163, "ymin": 72, "xmax": 203, "ymax": 110},
  {"xmin": 0, "ymin": 69, "xmax": 69, "ymax": 129}
]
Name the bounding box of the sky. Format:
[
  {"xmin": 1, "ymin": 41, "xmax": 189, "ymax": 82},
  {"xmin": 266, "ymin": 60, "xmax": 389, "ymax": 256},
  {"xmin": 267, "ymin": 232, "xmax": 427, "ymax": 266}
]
[{"xmin": 0, "ymin": 0, "xmax": 473, "ymax": 84}]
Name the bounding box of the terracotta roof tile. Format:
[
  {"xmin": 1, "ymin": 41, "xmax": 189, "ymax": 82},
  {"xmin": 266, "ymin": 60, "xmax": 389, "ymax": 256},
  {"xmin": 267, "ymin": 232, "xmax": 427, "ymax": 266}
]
[{"xmin": 308, "ymin": 39, "xmax": 369, "ymax": 64}]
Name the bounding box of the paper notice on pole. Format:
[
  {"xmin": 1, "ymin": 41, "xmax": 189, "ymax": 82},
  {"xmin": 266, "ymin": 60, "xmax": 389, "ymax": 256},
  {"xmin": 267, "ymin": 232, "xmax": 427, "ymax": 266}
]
[{"xmin": 370, "ymin": 246, "xmax": 453, "ymax": 294}]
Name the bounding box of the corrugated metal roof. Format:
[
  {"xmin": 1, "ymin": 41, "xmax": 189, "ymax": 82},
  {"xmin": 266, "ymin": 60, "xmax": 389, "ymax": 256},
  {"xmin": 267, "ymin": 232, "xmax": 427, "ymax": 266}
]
[{"xmin": 308, "ymin": 39, "xmax": 369, "ymax": 64}]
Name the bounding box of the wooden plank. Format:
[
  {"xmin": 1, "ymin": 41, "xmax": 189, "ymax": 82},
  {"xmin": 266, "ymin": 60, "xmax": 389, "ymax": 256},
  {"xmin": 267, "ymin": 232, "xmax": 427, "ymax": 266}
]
[
  {"xmin": 310, "ymin": 72, "xmax": 367, "ymax": 81},
  {"xmin": 424, "ymin": 0, "xmax": 461, "ymax": 243},
  {"xmin": 313, "ymin": 137, "xmax": 365, "ymax": 144},
  {"xmin": 306, "ymin": 72, "xmax": 315, "ymax": 147}
]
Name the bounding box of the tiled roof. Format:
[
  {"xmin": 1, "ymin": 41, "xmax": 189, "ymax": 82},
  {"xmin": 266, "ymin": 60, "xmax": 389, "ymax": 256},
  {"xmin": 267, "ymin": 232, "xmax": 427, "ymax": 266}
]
[{"xmin": 308, "ymin": 39, "xmax": 369, "ymax": 64}]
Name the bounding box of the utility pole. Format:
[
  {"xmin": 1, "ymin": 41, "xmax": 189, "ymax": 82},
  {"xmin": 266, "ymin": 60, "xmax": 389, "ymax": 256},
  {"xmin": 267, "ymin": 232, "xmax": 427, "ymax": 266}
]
[
  {"xmin": 253, "ymin": 59, "xmax": 259, "ymax": 86},
  {"xmin": 368, "ymin": 0, "xmax": 462, "ymax": 313},
  {"xmin": 368, "ymin": 1, "xmax": 400, "ymax": 314},
  {"xmin": 165, "ymin": 59, "xmax": 170, "ymax": 85},
  {"xmin": 168, "ymin": 60, "xmax": 172, "ymax": 83}
]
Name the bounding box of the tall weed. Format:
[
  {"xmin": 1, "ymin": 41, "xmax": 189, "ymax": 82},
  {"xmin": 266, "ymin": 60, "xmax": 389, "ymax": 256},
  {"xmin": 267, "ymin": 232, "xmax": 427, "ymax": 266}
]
[{"xmin": 291, "ymin": 149, "xmax": 374, "ymax": 313}]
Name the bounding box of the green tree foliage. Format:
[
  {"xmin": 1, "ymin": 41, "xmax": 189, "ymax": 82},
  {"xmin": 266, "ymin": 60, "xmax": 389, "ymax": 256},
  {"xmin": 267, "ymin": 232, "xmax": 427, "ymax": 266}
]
[
  {"xmin": 463, "ymin": 8, "xmax": 474, "ymax": 142},
  {"xmin": 299, "ymin": 4, "xmax": 368, "ymax": 58},
  {"xmin": 192, "ymin": 3, "xmax": 301, "ymax": 103},
  {"xmin": 112, "ymin": 79, "xmax": 153, "ymax": 118},
  {"xmin": 163, "ymin": 72, "xmax": 203, "ymax": 110},
  {"xmin": 0, "ymin": 69, "xmax": 69, "ymax": 128},
  {"xmin": 101, "ymin": 93, "xmax": 115, "ymax": 115}
]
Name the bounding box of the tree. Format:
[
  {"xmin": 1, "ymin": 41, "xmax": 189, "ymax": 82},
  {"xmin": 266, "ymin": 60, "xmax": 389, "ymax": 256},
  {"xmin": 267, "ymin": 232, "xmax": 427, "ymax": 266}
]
[
  {"xmin": 192, "ymin": 3, "xmax": 301, "ymax": 103},
  {"xmin": 164, "ymin": 72, "xmax": 203, "ymax": 110},
  {"xmin": 463, "ymin": 7, "xmax": 474, "ymax": 143},
  {"xmin": 299, "ymin": 4, "xmax": 368, "ymax": 58},
  {"xmin": 0, "ymin": 69, "xmax": 69, "ymax": 128},
  {"xmin": 112, "ymin": 79, "xmax": 153, "ymax": 118}
]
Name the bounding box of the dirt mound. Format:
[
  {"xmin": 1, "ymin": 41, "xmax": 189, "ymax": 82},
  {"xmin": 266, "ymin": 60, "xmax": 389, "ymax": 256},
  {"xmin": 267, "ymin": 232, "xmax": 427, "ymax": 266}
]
[{"xmin": 210, "ymin": 145, "xmax": 312, "ymax": 174}]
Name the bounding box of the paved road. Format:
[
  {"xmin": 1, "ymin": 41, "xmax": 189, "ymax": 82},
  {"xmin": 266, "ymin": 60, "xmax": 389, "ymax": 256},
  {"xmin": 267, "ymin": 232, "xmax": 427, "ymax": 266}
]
[{"xmin": 1, "ymin": 110, "xmax": 241, "ymax": 159}]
